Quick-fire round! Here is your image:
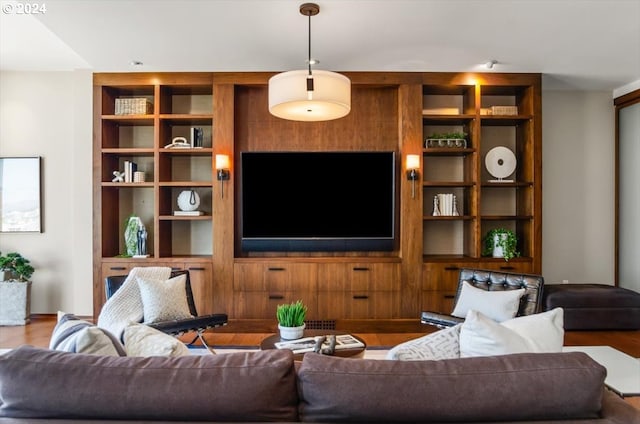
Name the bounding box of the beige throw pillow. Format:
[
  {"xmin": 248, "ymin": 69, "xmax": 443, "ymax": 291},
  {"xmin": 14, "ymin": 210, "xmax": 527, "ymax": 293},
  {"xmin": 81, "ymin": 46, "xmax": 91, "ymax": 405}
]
[
  {"xmin": 123, "ymin": 322, "xmax": 190, "ymax": 357},
  {"xmin": 136, "ymin": 274, "xmax": 193, "ymax": 324}
]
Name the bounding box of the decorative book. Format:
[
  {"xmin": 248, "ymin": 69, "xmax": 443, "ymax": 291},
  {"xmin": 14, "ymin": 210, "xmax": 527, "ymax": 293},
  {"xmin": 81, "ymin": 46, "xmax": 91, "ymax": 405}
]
[
  {"xmin": 173, "ymin": 211, "xmax": 203, "ymax": 216},
  {"xmin": 274, "ymin": 334, "xmax": 364, "ymax": 354}
]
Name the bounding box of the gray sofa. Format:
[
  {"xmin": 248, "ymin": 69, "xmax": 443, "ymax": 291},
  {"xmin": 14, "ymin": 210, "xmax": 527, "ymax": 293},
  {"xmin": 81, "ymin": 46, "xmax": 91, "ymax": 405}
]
[{"xmin": 0, "ymin": 346, "xmax": 638, "ymax": 423}]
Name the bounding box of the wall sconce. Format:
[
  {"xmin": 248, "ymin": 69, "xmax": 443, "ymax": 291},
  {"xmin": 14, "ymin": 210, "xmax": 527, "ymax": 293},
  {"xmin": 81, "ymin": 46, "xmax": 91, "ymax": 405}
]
[
  {"xmin": 215, "ymin": 154, "xmax": 230, "ymax": 198},
  {"xmin": 406, "ymin": 154, "xmax": 420, "ymax": 199}
]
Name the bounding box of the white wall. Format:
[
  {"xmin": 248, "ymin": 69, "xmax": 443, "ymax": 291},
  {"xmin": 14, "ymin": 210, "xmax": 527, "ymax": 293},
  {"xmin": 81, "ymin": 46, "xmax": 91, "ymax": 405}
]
[
  {"xmin": 0, "ymin": 71, "xmax": 93, "ymax": 315},
  {"xmin": 542, "ymin": 90, "xmax": 615, "ymax": 285},
  {"xmin": 0, "ymin": 72, "xmax": 618, "ymax": 314}
]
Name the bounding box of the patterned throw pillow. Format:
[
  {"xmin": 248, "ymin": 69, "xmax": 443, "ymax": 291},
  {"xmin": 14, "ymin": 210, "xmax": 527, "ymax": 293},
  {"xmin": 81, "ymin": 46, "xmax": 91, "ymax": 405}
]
[
  {"xmin": 459, "ymin": 308, "xmax": 564, "ymax": 357},
  {"xmin": 451, "ymin": 281, "xmax": 525, "ymax": 322},
  {"xmin": 137, "ymin": 274, "xmax": 193, "ymax": 324},
  {"xmin": 49, "ymin": 312, "xmax": 126, "ymax": 356},
  {"xmin": 386, "ymin": 324, "xmax": 462, "ymax": 361},
  {"xmin": 123, "ymin": 323, "xmax": 190, "ymax": 357}
]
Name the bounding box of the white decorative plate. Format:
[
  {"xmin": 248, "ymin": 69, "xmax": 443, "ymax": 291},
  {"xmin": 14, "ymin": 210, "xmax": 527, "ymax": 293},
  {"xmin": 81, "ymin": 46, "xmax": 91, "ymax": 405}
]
[
  {"xmin": 177, "ymin": 190, "xmax": 200, "ymax": 211},
  {"xmin": 485, "ymin": 146, "xmax": 516, "ymax": 180}
]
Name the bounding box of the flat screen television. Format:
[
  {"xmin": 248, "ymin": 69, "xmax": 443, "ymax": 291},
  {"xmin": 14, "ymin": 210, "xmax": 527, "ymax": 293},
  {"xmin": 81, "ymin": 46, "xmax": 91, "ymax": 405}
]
[{"xmin": 241, "ymin": 151, "xmax": 396, "ymax": 252}]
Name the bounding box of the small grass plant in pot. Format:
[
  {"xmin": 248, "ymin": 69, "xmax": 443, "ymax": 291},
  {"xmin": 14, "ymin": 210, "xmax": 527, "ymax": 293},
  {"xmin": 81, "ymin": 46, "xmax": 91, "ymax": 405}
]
[
  {"xmin": 276, "ymin": 300, "xmax": 307, "ymax": 340},
  {"xmin": 482, "ymin": 228, "xmax": 520, "ymax": 261},
  {"xmin": 0, "ymin": 252, "xmax": 35, "ymax": 325}
]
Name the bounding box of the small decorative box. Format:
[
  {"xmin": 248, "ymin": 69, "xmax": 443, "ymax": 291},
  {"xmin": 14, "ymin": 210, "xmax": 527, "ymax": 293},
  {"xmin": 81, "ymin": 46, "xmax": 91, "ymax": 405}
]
[
  {"xmin": 115, "ymin": 98, "xmax": 153, "ymax": 115},
  {"xmin": 490, "ymin": 105, "xmax": 518, "ymax": 115}
]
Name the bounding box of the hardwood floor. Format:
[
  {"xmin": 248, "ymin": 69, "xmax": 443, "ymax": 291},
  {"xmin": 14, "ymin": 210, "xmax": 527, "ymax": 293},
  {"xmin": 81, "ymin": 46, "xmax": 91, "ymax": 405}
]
[{"xmin": 2, "ymin": 314, "xmax": 640, "ymax": 357}]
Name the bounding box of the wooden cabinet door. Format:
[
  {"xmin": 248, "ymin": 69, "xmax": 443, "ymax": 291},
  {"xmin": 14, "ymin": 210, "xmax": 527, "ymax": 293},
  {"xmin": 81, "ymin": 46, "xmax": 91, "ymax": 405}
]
[
  {"xmin": 234, "ymin": 290, "xmax": 319, "ymax": 319},
  {"xmin": 184, "ymin": 262, "xmax": 214, "ymax": 315}
]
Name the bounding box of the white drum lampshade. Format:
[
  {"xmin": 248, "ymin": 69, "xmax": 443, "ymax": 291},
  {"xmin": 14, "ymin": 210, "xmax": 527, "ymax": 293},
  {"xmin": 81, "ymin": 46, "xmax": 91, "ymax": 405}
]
[{"xmin": 268, "ymin": 70, "xmax": 351, "ymax": 122}]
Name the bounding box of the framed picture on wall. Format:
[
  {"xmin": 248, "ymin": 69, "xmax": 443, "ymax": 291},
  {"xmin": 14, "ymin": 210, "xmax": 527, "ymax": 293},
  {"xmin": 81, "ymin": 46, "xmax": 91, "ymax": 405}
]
[{"xmin": 0, "ymin": 157, "xmax": 42, "ymax": 233}]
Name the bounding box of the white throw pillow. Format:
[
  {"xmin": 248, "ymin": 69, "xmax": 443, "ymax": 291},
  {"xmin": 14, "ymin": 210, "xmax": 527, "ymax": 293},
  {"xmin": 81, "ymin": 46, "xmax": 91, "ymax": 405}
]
[
  {"xmin": 123, "ymin": 323, "xmax": 190, "ymax": 357},
  {"xmin": 386, "ymin": 324, "xmax": 462, "ymax": 361},
  {"xmin": 459, "ymin": 308, "xmax": 564, "ymax": 358},
  {"xmin": 137, "ymin": 274, "xmax": 193, "ymax": 324},
  {"xmin": 451, "ymin": 281, "xmax": 525, "ymax": 322},
  {"xmin": 50, "ymin": 312, "xmax": 126, "ymax": 356}
]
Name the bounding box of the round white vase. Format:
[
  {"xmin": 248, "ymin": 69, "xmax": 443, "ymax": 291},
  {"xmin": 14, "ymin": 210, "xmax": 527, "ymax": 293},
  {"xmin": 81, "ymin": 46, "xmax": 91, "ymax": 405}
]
[{"xmin": 278, "ymin": 323, "xmax": 305, "ymax": 340}]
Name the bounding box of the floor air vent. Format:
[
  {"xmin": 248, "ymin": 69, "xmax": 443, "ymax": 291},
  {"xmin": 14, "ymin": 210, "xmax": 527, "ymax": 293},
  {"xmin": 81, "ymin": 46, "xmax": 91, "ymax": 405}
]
[{"xmin": 304, "ymin": 320, "xmax": 336, "ymax": 330}]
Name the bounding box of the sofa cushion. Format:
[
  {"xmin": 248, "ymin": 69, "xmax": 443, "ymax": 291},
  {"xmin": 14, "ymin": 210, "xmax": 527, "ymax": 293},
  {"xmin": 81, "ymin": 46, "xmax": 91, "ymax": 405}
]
[
  {"xmin": 451, "ymin": 281, "xmax": 525, "ymax": 322},
  {"xmin": 298, "ymin": 351, "xmax": 604, "ymax": 422},
  {"xmin": 0, "ymin": 346, "xmax": 298, "ymax": 421},
  {"xmin": 49, "ymin": 312, "xmax": 125, "ymax": 356},
  {"xmin": 460, "ymin": 308, "xmax": 564, "ymax": 357}
]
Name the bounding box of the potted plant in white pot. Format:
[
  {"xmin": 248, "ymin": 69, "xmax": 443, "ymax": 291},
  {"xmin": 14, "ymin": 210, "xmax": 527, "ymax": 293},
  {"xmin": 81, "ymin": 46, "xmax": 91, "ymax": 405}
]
[
  {"xmin": 482, "ymin": 228, "xmax": 520, "ymax": 261},
  {"xmin": 0, "ymin": 251, "xmax": 35, "ymax": 325},
  {"xmin": 276, "ymin": 300, "xmax": 307, "ymax": 340}
]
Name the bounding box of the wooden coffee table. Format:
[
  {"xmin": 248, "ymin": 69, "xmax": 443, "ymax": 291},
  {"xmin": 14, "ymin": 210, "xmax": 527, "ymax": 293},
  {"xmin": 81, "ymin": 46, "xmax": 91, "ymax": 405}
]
[{"xmin": 260, "ymin": 330, "xmax": 366, "ymax": 361}]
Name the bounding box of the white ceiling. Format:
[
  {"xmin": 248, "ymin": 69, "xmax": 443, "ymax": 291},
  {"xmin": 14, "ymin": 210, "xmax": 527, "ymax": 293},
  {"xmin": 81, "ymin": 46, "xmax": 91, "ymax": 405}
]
[{"xmin": 1, "ymin": 0, "xmax": 639, "ymax": 91}]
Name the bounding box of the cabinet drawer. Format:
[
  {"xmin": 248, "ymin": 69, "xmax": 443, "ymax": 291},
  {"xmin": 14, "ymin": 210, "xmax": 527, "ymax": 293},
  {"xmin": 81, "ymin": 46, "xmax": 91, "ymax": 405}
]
[
  {"xmin": 422, "ymin": 262, "xmax": 476, "ymax": 291},
  {"xmin": 421, "ymin": 290, "xmax": 457, "ymax": 315},
  {"xmin": 234, "ymin": 262, "xmax": 318, "ymax": 292},
  {"xmin": 475, "ymin": 261, "xmax": 533, "ymax": 274},
  {"xmin": 317, "ymin": 291, "xmax": 399, "ymax": 319},
  {"xmin": 317, "ymin": 263, "xmax": 400, "ymax": 292},
  {"xmin": 234, "ymin": 290, "xmax": 318, "ymax": 319}
]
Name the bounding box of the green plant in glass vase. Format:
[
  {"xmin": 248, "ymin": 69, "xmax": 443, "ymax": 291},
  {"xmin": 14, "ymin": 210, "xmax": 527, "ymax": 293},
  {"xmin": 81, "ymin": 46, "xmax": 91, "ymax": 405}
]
[{"xmin": 482, "ymin": 228, "xmax": 520, "ymax": 261}]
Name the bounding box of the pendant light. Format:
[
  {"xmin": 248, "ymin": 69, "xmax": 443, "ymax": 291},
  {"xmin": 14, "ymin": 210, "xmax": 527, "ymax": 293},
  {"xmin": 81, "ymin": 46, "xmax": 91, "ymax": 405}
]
[{"xmin": 268, "ymin": 3, "xmax": 351, "ymax": 122}]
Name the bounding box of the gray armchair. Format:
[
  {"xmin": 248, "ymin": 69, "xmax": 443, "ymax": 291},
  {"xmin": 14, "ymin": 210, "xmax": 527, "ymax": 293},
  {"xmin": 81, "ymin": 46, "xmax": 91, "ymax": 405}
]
[{"xmin": 421, "ymin": 268, "xmax": 545, "ymax": 328}]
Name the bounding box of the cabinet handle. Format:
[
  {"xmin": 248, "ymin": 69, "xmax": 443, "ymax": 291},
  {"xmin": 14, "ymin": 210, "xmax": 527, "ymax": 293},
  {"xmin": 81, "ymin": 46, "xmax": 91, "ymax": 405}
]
[
  {"xmin": 444, "ymin": 295, "xmax": 455, "ymax": 299},
  {"xmin": 171, "ymin": 267, "xmax": 181, "ymax": 271},
  {"xmin": 500, "ymin": 266, "xmax": 515, "ymax": 271},
  {"xmin": 268, "ymin": 294, "xmax": 285, "ymax": 300},
  {"xmin": 188, "ymin": 267, "xmax": 205, "ymax": 271},
  {"xmin": 352, "ymin": 267, "xmax": 370, "ymax": 271},
  {"xmin": 268, "ymin": 267, "xmax": 286, "ymax": 271},
  {"xmin": 353, "ymin": 295, "xmax": 369, "ymax": 300},
  {"xmin": 110, "ymin": 267, "xmax": 126, "ymax": 271},
  {"xmin": 444, "ymin": 266, "xmax": 459, "ymax": 271}
]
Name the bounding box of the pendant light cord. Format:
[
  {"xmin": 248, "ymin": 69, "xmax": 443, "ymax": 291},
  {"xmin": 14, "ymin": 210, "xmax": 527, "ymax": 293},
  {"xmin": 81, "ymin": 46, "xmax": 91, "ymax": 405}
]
[{"xmin": 307, "ymin": 12, "xmax": 312, "ymax": 76}]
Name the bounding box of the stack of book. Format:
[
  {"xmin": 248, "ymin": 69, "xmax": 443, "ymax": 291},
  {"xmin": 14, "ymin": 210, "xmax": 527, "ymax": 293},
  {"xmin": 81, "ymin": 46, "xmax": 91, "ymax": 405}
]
[
  {"xmin": 274, "ymin": 334, "xmax": 364, "ymax": 354},
  {"xmin": 123, "ymin": 160, "xmax": 137, "ymax": 183}
]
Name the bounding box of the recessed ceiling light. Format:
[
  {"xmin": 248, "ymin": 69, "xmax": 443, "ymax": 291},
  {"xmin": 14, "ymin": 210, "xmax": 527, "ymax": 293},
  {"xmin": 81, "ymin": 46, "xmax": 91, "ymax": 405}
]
[{"xmin": 485, "ymin": 60, "xmax": 498, "ymax": 70}]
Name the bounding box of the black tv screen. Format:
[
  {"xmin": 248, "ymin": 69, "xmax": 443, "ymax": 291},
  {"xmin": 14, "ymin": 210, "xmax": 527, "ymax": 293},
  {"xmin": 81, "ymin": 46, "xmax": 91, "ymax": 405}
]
[{"xmin": 241, "ymin": 151, "xmax": 396, "ymax": 252}]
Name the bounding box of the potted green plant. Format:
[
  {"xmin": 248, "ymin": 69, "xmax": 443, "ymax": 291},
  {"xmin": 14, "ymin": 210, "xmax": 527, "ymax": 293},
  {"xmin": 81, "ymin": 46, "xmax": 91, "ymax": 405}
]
[
  {"xmin": 0, "ymin": 251, "xmax": 35, "ymax": 325},
  {"xmin": 276, "ymin": 300, "xmax": 307, "ymax": 340},
  {"xmin": 425, "ymin": 131, "xmax": 468, "ymax": 148},
  {"xmin": 482, "ymin": 228, "xmax": 520, "ymax": 261}
]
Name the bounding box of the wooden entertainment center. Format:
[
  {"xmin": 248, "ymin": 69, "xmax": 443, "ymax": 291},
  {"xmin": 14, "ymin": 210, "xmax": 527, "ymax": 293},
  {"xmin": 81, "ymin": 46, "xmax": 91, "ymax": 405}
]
[{"xmin": 93, "ymin": 72, "xmax": 541, "ymax": 331}]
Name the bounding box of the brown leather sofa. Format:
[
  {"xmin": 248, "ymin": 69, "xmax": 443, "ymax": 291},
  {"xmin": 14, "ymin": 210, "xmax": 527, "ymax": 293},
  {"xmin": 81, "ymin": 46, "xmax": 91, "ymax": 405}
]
[{"xmin": 1, "ymin": 346, "xmax": 638, "ymax": 423}]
